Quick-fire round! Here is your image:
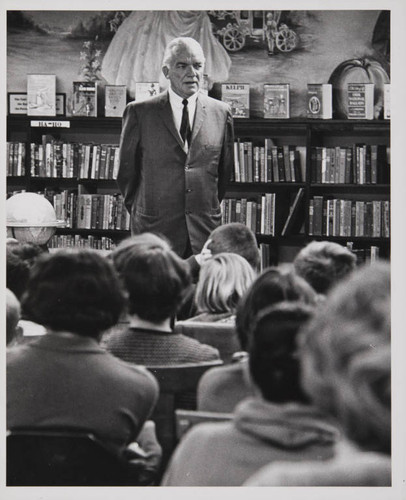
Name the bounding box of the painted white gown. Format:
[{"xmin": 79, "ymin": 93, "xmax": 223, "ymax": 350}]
[{"xmin": 101, "ymin": 11, "xmax": 231, "ymax": 95}]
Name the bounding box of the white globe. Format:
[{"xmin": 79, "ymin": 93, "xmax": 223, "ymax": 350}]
[{"xmin": 6, "ymin": 192, "xmax": 64, "ymax": 245}]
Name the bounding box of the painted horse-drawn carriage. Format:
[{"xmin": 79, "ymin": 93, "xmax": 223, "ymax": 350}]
[{"xmin": 209, "ymin": 10, "xmax": 298, "ymax": 53}]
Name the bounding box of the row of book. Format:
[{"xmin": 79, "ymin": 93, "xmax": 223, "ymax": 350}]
[
  {"xmin": 21, "ymin": 76, "xmax": 159, "ymax": 118},
  {"xmin": 310, "ymin": 145, "xmax": 390, "ymax": 184},
  {"xmin": 7, "ymin": 142, "xmax": 26, "ymax": 176},
  {"xmin": 47, "ymin": 236, "xmax": 278, "ymax": 269},
  {"xmin": 221, "ymin": 82, "xmax": 390, "ymax": 120},
  {"xmin": 48, "ymin": 234, "xmax": 117, "ymax": 251},
  {"xmin": 221, "ymin": 194, "xmax": 276, "ymax": 236},
  {"xmin": 19, "ymin": 74, "xmax": 389, "ymax": 121},
  {"xmin": 259, "ymin": 243, "xmax": 277, "ymax": 270},
  {"xmin": 308, "ymin": 196, "xmax": 390, "ymax": 238},
  {"xmin": 45, "ymin": 191, "xmax": 130, "ymax": 231},
  {"xmin": 222, "ymin": 83, "xmax": 290, "ymax": 119},
  {"xmin": 30, "ymin": 139, "xmax": 120, "ymax": 180},
  {"xmin": 346, "ymin": 242, "xmax": 381, "ymax": 265},
  {"xmin": 232, "ymin": 141, "xmax": 304, "ymax": 183}
]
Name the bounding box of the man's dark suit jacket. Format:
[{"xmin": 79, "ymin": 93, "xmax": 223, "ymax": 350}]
[{"xmin": 117, "ymin": 90, "xmax": 234, "ymax": 256}]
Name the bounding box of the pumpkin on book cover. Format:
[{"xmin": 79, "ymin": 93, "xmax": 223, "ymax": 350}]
[{"xmin": 328, "ymin": 57, "xmax": 389, "ymax": 119}]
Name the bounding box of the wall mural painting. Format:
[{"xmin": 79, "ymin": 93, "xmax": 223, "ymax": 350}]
[{"xmin": 7, "ymin": 10, "xmax": 388, "ymax": 117}]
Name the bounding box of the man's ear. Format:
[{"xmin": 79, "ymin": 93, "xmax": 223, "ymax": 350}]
[{"xmin": 162, "ymin": 66, "xmax": 169, "ymax": 79}]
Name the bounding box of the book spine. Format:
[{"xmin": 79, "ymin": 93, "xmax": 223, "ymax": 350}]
[
  {"xmin": 240, "ymin": 198, "xmax": 247, "ymax": 226},
  {"xmin": 337, "ymin": 147, "xmax": 345, "ymax": 184},
  {"xmin": 112, "ymin": 146, "xmax": 120, "ymax": 180},
  {"xmin": 308, "ymin": 199, "xmax": 314, "ymax": 235},
  {"xmin": 253, "ymin": 146, "xmax": 260, "ymax": 183},
  {"xmin": 260, "ymin": 147, "xmax": 265, "ymax": 182},
  {"xmin": 265, "ymin": 139, "xmax": 273, "ymax": 182},
  {"xmin": 313, "ymin": 196, "xmax": 323, "ymax": 236},
  {"xmin": 260, "ymin": 195, "xmax": 266, "ymax": 234},
  {"xmin": 247, "ymin": 142, "xmax": 253, "ymax": 183},
  {"xmin": 322, "ymin": 198, "xmax": 328, "ymax": 235},
  {"xmin": 370, "ymin": 145, "xmax": 378, "ymax": 184},
  {"xmin": 271, "ymin": 146, "xmax": 279, "ymax": 182},
  {"xmin": 310, "ymin": 147, "xmax": 317, "ymax": 183},
  {"xmin": 372, "ymin": 201, "xmax": 382, "ymax": 237},
  {"xmin": 277, "ymin": 147, "xmax": 285, "ymax": 182},
  {"xmin": 345, "ymin": 147, "xmax": 352, "ymax": 184},
  {"xmin": 321, "ymin": 147, "xmax": 327, "ymax": 183},
  {"xmin": 235, "ymin": 199, "xmax": 242, "ymax": 224},
  {"xmin": 233, "ymin": 141, "xmax": 240, "ymax": 182},
  {"xmin": 382, "ymin": 200, "xmax": 390, "ymax": 238},
  {"xmin": 365, "ymin": 145, "xmax": 372, "ymax": 184},
  {"xmin": 344, "ymin": 200, "xmax": 352, "ymax": 237},
  {"xmin": 325, "ymin": 147, "xmax": 332, "ymax": 184},
  {"xmin": 283, "ymin": 145, "xmax": 291, "ymax": 182}
]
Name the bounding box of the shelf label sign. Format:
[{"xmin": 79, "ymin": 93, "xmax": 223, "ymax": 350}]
[{"xmin": 30, "ymin": 120, "xmax": 70, "ymax": 128}]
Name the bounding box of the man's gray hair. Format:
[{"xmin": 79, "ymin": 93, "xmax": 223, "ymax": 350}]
[{"xmin": 162, "ymin": 37, "xmax": 205, "ymax": 68}]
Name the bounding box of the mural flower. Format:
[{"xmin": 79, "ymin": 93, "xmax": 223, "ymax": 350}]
[{"xmin": 79, "ymin": 38, "xmax": 103, "ymax": 81}]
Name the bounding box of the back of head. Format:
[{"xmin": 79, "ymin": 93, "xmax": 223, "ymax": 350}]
[
  {"xmin": 112, "ymin": 232, "xmax": 171, "ymax": 254},
  {"xmin": 195, "ymin": 252, "xmax": 256, "ymax": 315},
  {"xmin": 249, "ymin": 302, "xmax": 314, "ymax": 403},
  {"xmin": 208, "ymin": 223, "xmax": 261, "ymax": 272},
  {"xmin": 111, "ymin": 233, "xmax": 191, "ymax": 323},
  {"xmin": 236, "ymin": 267, "xmax": 317, "ymax": 351},
  {"xmin": 294, "ymin": 241, "xmax": 356, "ymax": 294},
  {"xmin": 21, "ymin": 249, "xmax": 126, "ymax": 338},
  {"xmin": 299, "ymin": 262, "xmax": 391, "ymax": 453},
  {"xmin": 6, "ymin": 288, "xmax": 21, "ymax": 345},
  {"xmin": 7, "ymin": 241, "xmax": 46, "ymax": 300}
]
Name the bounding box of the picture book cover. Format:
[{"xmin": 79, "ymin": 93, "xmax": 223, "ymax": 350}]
[
  {"xmin": 135, "ymin": 82, "xmax": 159, "ymax": 102},
  {"xmin": 347, "ymin": 83, "xmax": 374, "ymax": 120},
  {"xmin": 263, "ymin": 83, "xmax": 290, "ymax": 119},
  {"xmin": 72, "ymin": 81, "xmax": 98, "ymax": 117},
  {"xmin": 27, "ymin": 74, "xmax": 56, "ymax": 116},
  {"xmin": 221, "ymin": 83, "xmax": 250, "ymax": 118},
  {"xmin": 307, "ymin": 83, "xmax": 332, "ymax": 119},
  {"xmin": 105, "ymin": 85, "xmax": 127, "ymax": 117}
]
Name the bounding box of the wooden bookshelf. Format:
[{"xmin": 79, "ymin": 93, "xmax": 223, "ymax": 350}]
[{"xmin": 7, "ymin": 115, "xmax": 390, "ymax": 263}]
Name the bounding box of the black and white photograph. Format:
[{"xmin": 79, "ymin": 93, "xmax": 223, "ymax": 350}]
[{"xmin": 3, "ymin": 0, "xmax": 405, "ymax": 499}]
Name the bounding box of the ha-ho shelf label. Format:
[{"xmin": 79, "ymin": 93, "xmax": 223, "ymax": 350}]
[{"xmin": 30, "ymin": 120, "xmax": 70, "ymax": 128}]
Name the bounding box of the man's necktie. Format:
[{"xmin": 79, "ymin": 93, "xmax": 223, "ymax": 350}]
[{"xmin": 180, "ymin": 99, "xmax": 192, "ymax": 146}]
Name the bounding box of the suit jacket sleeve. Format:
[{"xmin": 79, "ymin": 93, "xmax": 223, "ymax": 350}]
[
  {"xmin": 218, "ymin": 107, "xmax": 234, "ymax": 202},
  {"xmin": 117, "ymin": 103, "xmax": 141, "ymax": 214}
]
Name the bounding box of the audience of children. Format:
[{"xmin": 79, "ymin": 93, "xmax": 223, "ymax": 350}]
[
  {"xmin": 178, "ymin": 222, "xmax": 260, "ymax": 319},
  {"xmin": 104, "ymin": 232, "xmax": 220, "ymax": 364},
  {"xmin": 6, "ymin": 239, "xmax": 48, "ymax": 339},
  {"xmin": 7, "ymin": 249, "xmax": 159, "ymax": 457},
  {"xmin": 6, "ymin": 240, "xmax": 46, "ymax": 300},
  {"xmin": 162, "ymin": 302, "xmax": 340, "ymax": 486},
  {"xmin": 197, "ymin": 267, "xmax": 317, "ymax": 413},
  {"xmin": 244, "ymin": 262, "xmax": 390, "ymax": 486},
  {"xmin": 6, "ymin": 225, "xmax": 391, "ymax": 487},
  {"xmin": 185, "ymin": 252, "xmax": 256, "ymax": 323},
  {"xmin": 293, "ymin": 240, "xmax": 356, "ymax": 295}
]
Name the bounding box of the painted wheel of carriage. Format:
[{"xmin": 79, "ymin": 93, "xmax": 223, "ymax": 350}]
[
  {"xmin": 275, "ymin": 27, "xmax": 298, "ymax": 52},
  {"xmin": 223, "ymin": 26, "xmax": 246, "ymax": 52}
]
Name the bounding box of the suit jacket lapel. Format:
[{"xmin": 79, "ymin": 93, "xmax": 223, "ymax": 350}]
[
  {"xmin": 191, "ymin": 95, "xmax": 206, "ymax": 144},
  {"xmin": 158, "ymin": 91, "xmax": 186, "ymax": 151}
]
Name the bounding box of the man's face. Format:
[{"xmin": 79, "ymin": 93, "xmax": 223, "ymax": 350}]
[{"xmin": 163, "ymin": 45, "xmax": 205, "ymax": 99}]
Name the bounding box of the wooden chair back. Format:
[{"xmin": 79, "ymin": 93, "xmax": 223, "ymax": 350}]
[
  {"xmin": 7, "ymin": 428, "xmax": 141, "ymax": 486},
  {"xmin": 147, "ymin": 360, "xmax": 223, "ymax": 463},
  {"xmin": 174, "ymin": 321, "xmax": 241, "ymax": 363},
  {"xmin": 175, "ymin": 409, "xmax": 233, "ymax": 441}
]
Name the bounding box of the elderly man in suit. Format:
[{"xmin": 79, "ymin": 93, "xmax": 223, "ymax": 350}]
[{"xmin": 117, "ymin": 37, "xmax": 234, "ymax": 257}]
